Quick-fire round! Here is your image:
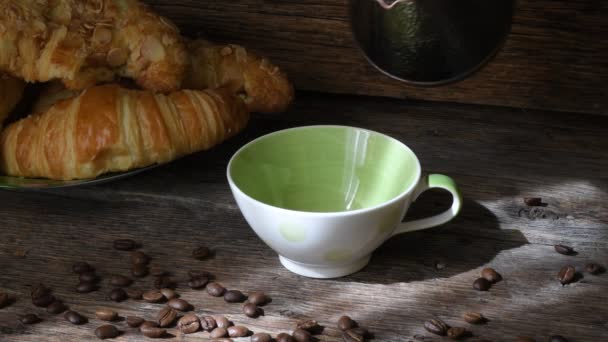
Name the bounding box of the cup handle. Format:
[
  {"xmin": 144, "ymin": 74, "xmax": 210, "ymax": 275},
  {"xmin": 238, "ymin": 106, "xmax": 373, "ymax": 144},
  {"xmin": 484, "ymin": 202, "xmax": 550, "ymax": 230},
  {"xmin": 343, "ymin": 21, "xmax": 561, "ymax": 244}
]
[{"xmin": 391, "ymin": 174, "xmax": 462, "ymax": 236}]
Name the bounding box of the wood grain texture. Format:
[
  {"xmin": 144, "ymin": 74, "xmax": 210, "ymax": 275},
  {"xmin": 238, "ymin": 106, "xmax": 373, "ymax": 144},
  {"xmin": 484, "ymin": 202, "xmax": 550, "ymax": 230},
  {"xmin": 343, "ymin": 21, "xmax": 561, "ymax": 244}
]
[
  {"xmin": 143, "ymin": 0, "xmax": 608, "ymax": 115},
  {"xmin": 0, "ymin": 93, "xmax": 607, "ymax": 341}
]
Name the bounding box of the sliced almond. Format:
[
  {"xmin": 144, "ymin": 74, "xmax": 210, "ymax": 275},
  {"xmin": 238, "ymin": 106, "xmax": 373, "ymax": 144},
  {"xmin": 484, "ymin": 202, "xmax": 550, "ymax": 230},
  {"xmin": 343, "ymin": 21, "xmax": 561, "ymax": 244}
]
[
  {"xmin": 140, "ymin": 36, "xmax": 165, "ymax": 63},
  {"xmin": 220, "ymin": 46, "xmax": 233, "ymax": 57},
  {"xmin": 92, "ymin": 26, "xmax": 112, "ymax": 45},
  {"xmin": 107, "ymin": 48, "xmax": 128, "ymax": 67},
  {"xmin": 160, "ymin": 17, "xmax": 178, "ymax": 32}
]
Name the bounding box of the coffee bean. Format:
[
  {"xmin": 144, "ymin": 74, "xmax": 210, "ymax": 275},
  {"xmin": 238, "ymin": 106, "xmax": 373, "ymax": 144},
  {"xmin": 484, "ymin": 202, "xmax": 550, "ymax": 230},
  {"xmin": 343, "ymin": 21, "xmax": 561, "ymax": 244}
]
[
  {"xmin": 143, "ymin": 290, "xmax": 164, "ymax": 303},
  {"xmin": 72, "ymin": 262, "xmax": 94, "ymax": 274},
  {"xmin": 76, "ymin": 282, "xmax": 98, "ymax": 293},
  {"xmin": 140, "ymin": 326, "xmax": 166, "ymax": 338},
  {"xmin": 109, "ymin": 288, "xmax": 127, "ymax": 302},
  {"xmin": 126, "ymin": 316, "xmax": 145, "ymax": 327},
  {"xmin": 549, "ymin": 336, "xmax": 568, "ymax": 342},
  {"xmin": 251, "ymin": 332, "xmax": 272, "ymax": 342},
  {"xmin": 188, "ymin": 276, "xmax": 209, "ymax": 289},
  {"xmin": 157, "ymin": 307, "xmax": 177, "ymax": 327},
  {"xmin": 481, "ymin": 268, "xmax": 502, "ymax": 283},
  {"xmin": 343, "ymin": 328, "xmax": 365, "ymax": 342},
  {"xmin": 463, "ymin": 312, "xmax": 485, "ymax": 324},
  {"xmin": 228, "ymin": 325, "xmax": 249, "ymax": 337},
  {"xmin": 0, "ymin": 292, "xmax": 10, "ymax": 308},
  {"xmin": 18, "ymin": 313, "xmax": 41, "ymax": 324},
  {"xmin": 113, "ymin": 239, "xmax": 137, "ymax": 251},
  {"xmin": 554, "ymin": 244, "xmax": 575, "ymax": 255},
  {"xmin": 276, "ymin": 333, "xmax": 296, "ymax": 342},
  {"xmin": 214, "ymin": 339, "xmax": 234, "ymax": 342},
  {"xmin": 160, "ymin": 288, "xmax": 178, "ymax": 300},
  {"xmin": 424, "ymin": 319, "xmax": 448, "ymax": 335},
  {"xmin": 338, "ymin": 315, "xmax": 357, "ymax": 331},
  {"xmin": 31, "ymin": 283, "xmax": 51, "ymax": 299},
  {"xmin": 188, "ymin": 270, "xmax": 213, "ymax": 279},
  {"xmin": 210, "ymin": 327, "xmax": 228, "ymax": 338},
  {"xmin": 293, "ymin": 328, "xmax": 313, "ymax": 342},
  {"xmin": 96, "ymin": 308, "xmax": 118, "ymax": 321},
  {"xmin": 557, "ymin": 265, "xmax": 576, "ymax": 285},
  {"xmin": 149, "ymin": 266, "xmax": 167, "ymax": 277},
  {"xmin": 131, "ymin": 251, "xmax": 150, "ymax": 265},
  {"xmin": 515, "ymin": 336, "xmax": 536, "ymax": 342},
  {"xmin": 110, "ymin": 275, "xmax": 132, "ymax": 287},
  {"xmin": 154, "ymin": 275, "xmax": 175, "ymax": 289},
  {"xmin": 296, "ymin": 319, "xmax": 321, "ymax": 333},
  {"xmin": 524, "ymin": 197, "xmax": 543, "ymax": 206},
  {"xmin": 192, "ymin": 246, "xmax": 211, "ymax": 260},
  {"xmin": 215, "ymin": 316, "xmax": 231, "ymax": 328},
  {"xmin": 206, "ymin": 282, "xmax": 226, "ymax": 297},
  {"xmin": 79, "ymin": 272, "xmax": 99, "ymax": 283},
  {"xmin": 177, "ymin": 313, "xmax": 200, "ymax": 334},
  {"xmin": 248, "ymin": 291, "xmax": 271, "ymax": 306},
  {"xmin": 586, "ymin": 263, "xmax": 603, "ymax": 275},
  {"xmin": 95, "ymin": 325, "xmax": 120, "ymax": 339},
  {"xmin": 47, "ymin": 301, "xmax": 67, "ymax": 314},
  {"xmin": 141, "ymin": 321, "xmax": 159, "ymax": 329},
  {"xmin": 32, "ymin": 294, "xmax": 55, "ymax": 307},
  {"xmin": 168, "ymin": 298, "xmax": 191, "ymax": 311},
  {"xmin": 132, "ymin": 264, "xmax": 149, "ymax": 278},
  {"xmin": 127, "ymin": 288, "xmax": 143, "ymax": 299},
  {"xmin": 224, "ymin": 290, "xmax": 247, "ymax": 303},
  {"xmin": 243, "ymin": 303, "xmax": 262, "ymax": 318},
  {"xmin": 473, "ymin": 278, "xmax": 491, "ymax": 291},
  {"xmin": 447, "ymin": 327, "xmax": 469, "ymax": 339},
  {"xmin": 199, "ymin": 315, "xmax": 217, "ymax": 331},
  {"xmin": 65, "ymin": 310, "xmax": 88, "ymax": 325}
]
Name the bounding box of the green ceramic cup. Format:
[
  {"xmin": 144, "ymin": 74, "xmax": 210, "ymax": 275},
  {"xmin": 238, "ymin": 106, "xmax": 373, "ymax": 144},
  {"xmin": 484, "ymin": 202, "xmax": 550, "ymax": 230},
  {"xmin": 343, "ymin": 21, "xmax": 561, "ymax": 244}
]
[{"xmin": 228, "ymin": 125, "xmax": 462, "ymax": 278}]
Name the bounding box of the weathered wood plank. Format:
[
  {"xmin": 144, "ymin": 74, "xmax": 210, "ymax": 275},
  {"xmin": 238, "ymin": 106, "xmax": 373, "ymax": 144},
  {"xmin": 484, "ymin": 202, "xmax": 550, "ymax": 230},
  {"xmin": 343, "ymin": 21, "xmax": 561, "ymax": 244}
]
[{"xmin": 145, "ymin": 0, "xmax": 608, "ymax": 115}]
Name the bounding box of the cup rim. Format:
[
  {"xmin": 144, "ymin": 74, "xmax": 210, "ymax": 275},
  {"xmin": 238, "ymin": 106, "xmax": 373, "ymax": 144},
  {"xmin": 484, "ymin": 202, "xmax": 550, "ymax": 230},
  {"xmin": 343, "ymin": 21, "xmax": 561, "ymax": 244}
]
[{"xmin": 226, "ymin": 125, "xmax": 422, "ymax": 217}]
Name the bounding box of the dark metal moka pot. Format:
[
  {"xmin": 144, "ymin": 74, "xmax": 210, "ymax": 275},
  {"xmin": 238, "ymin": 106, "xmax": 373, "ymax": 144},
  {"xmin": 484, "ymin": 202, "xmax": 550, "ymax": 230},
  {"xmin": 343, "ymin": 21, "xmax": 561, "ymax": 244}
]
[{"xmin": 350, "ymin": 0, "xmax": 514, "ymax": 85}]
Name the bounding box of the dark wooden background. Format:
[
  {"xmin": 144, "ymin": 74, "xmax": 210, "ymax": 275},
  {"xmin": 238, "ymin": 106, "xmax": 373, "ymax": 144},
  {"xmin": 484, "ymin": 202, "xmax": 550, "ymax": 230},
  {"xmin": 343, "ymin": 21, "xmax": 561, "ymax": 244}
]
[{"xmin": 146, "ymin": 0, "xmax": 608, "ymax": 115}]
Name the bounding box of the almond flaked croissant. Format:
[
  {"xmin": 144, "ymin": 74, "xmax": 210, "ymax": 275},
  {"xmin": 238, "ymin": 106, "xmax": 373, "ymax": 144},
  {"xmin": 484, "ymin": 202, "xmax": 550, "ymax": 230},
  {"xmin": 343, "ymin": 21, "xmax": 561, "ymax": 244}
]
[
  {"xmin": 185, "ymin": 40, "xmax": 294, "ymax": 114},
  {"xmin": 0, "ymin": 0, "xmax": 187, "ymax": 92},
  {"xmin": 0, "ymin": 84, "xmax": 249, "ymax": 180},
  {"xmin": 0, "ymin": 74, "xmax": 25, "ymax": 126}
]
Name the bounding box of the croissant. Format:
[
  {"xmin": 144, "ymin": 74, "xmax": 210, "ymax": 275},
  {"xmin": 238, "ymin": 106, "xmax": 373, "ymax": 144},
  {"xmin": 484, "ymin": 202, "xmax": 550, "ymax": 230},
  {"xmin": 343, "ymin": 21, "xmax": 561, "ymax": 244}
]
[
  {"xmin": 185, "ymin": 40, "xmax": 294, "ymax": 113},
  {"xmin": 0, "ymin": 74, "xmax": 25, "ymax": 125},
  {"xmin": 0, "ymin": 0, "xmax": 187, "ymax": 92},
  {"xmin": 0, "ymin": 84, "xmax": 249, "ymax": 180}
]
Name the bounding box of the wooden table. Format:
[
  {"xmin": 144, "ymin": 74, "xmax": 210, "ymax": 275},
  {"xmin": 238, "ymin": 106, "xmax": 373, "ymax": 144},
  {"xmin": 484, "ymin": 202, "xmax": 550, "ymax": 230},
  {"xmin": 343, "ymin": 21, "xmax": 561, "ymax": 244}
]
[{"xmin": 0, "ymin": 93, "xmax": 607, "ymax": 341}]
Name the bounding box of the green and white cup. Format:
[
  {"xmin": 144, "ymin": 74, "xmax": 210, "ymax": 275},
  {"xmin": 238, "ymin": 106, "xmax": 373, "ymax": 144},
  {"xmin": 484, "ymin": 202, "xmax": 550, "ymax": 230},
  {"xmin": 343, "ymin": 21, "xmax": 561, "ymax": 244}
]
[{"xmin": 227, "ymin": 126, "xmax": 462, "ymax": 278}]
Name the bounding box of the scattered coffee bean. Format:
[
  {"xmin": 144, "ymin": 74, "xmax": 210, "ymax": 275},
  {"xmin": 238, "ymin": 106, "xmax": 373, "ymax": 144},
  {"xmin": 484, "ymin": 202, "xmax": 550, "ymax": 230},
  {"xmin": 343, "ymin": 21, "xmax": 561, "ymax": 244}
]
[
  {"xmin": 228, "ymin": 325, "xmax": 249, "ymax": 337},
  {"xmin": 109, "ymin": 288, "xmax": 127, "ymax": 302},
  {"xmin": 210, "ymin": 327, "xmax": 229, "ymax": 338},
  {"xmin": 72, "ymin": 262, "xmax": 94, "ymax": 274},
  {"xmin": 343, "ymin": 328, "xmax": 365, "ymax": 342},
  {"xmin": 126, "ymin": 316, "xmax": 145, "ymax": 327},
  {"xmin": 154, "ymin": 275, "xmax": 175, "ymax": 289},
  {"xmin": 150, "ymin": 266, "xmax": 167, "ymax": 277},
  {"xmin": 206, "ymin": 282, "xmax": 226, "ymax": 297},
  {"xmin": 200, "ymin": 315, "xmax": 217, "ymax": 331},
  {"xmin": 141, "ymin": 321, "xmax": 159, "ymax": 329},
  {"xmin": 586, "ymin": 263, "xmax": 603, "ymax": 275},
  {"xmin": 296, "ymin": 319, "xmax": 321, "ymax": 333},
  {"xmin": 132, "ymin": 264, "xmax": 149, "ymax": 278},
  {"xmin": 140, "ymin": 326, "xmax": 166, "ymax": 338},
  {"xmin": 31, "ymin": 283, "xmax": 51, "ymax": 299},
  {"xmin": 524, "ymin": 197, "xmax": 543, "ymax": 206},
  {"xmin": 214, "ymin": 339, "xmax": 234, "ymax": 342},
  {"xmin": 276, "ymin": 333, "xmax": 296, "ymax": 342},
  {"xmin": 338, "ymin": 315, "xmax": 357, "ymax": 331},
  {"xmin": 424, "ymin": 319, "xmax": 448, "ymax": 336},
  {"xmin": 79, "ymin": 272, "xmax": 99, "ymax": 283},
  {"xmin": 473, "ymin": 278, "xmax": 491, "ymax": 291},
  {"xmin": 177, "ymin": 313, "xmax": 200, "ymax": 334},
  {"xmin": 188, "ymin": 276, "xmax": 209, "ymax": 289},
  {"xmin": 251, "ymin": 332, "xmax": 272, "ymax": 342},
  {"xmin": 224, "ymin": 290, "xmax": 247, "ymax": 303},
  {"xmin": 557, "ymin": 265, "xmax": 576, "ymax": 285},
  {"xmin": 554, "ymin": 244, "xmax": 575, "ymax": 256},
  {"xmin": 188, "ymin": 270, "xmax": 213, "ymax": 279},
  {"xmin": 248, "ymin": 291, "xmax": 271, "ymax": 306},
  {"xmin": 192, "ymin": 246, "xmax": 211, "ymax": 260},
  {"xmin": 447, "ymin": 327, "xmax": 469, "ymax": 339},
  {"xmin": 18, "ymin": 313, "xmax": 41, "ymax": 324},
  {"xmin": 293, "ymin": 328, "xmax": 313, "ymax": 342},
  {"xmin": 481, "ymin": 268, "xmax": 502, "ymax": 283},
  {"xmin": 110, "ymin": 275, "xmax": 132, "ymax": 287},
  {"xmin": 113, "ymin": 239, "xmax": 137, "ymax": 251},
  {"xmin": 131, "ymin": 251, "xmax": 150, "ymax": 265},
  {"xmin": 243, "ymin": 303, "xmax": 262, "ymax": 318},
  {"xmin": 515, "ymin": 336, "xmax": 536, "ymax": 342},
  {"xmin": 76, "ymin": 282, "xmax": 98, "ymax": 293},
  {"xmin": 157, "ymin": 307, "xmax": 177, "ymax": 327},
  {"xmin": 549, "ymin": 336, "xmax": 568, "ymax": 342},
  {"xmin": 160, "ymin": 288, "xmax": 177, "ymax": 300},
  {"xmin": 46, "ymin": 300, "xmax": 67, "ymax": 314},
  {"xmin": 126, "ymin": 288, "xmax": 143, "ymax": 299},
  {"xmin": 0, "ymin": 292, "xmax": 10, "ymax": 308},
  {"xmin": 32, "ymin": 294, "xmax": 55, "ymax": 307},
  {"xmin": 95, "ymin": 308, "xmax": 118, "ymax": 321},
  {"xmin": 65, "ymin": 310, "xmax": 88, "ymax": 325},
  {"xmin": 95, "ymin": 324, "xmax": 120, "ymax": 339},
  {"xmin": 168, "ymin": 298, "xmax": 191, "ymax": 311},
  {"xmin": 463, "ymin": 312, "xmax": 485, "ymax": 324},
  {"xmin": 143, "ymin": 290, "xmax": 164, "ymax": 303},
  {"xmin": 215, "ymin": 316, "xmax": 231, "ymax": 328}
]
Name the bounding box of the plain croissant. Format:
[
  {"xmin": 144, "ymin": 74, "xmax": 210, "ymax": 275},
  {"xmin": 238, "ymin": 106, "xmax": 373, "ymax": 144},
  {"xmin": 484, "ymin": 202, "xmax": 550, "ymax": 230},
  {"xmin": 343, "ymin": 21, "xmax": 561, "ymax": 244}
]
[
  {"xmin": 0, "ymin": 0, "xmax": 187, "ymax": 92},
  {"xmin": 0, "ymin": 84, "xmax": 249, "ymax": 180},
  {"xmin": 0, "ymin": 74, "xmax": 25, "ymax": 126}
]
